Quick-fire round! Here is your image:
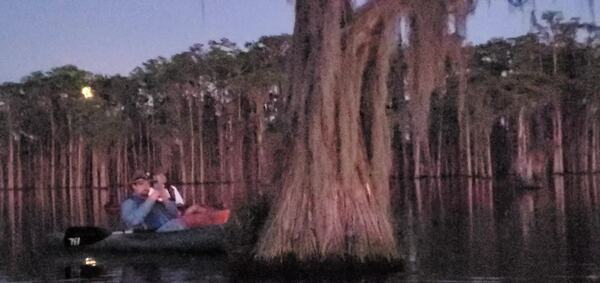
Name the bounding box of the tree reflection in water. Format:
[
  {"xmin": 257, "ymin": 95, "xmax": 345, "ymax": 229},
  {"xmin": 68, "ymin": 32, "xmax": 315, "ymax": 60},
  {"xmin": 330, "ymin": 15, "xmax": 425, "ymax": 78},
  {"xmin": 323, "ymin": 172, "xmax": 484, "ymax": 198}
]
[{"xmin": 0, "ymin": 180, "xmax": 599, "ymax": 281}]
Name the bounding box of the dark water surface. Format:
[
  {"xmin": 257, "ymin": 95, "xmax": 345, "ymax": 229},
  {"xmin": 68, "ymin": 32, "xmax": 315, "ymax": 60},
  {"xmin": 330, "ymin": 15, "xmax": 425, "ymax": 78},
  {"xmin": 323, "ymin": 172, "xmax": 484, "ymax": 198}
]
[{"xmin": 1, "ymin": 177, "xmax": 599, "ymax": 282}]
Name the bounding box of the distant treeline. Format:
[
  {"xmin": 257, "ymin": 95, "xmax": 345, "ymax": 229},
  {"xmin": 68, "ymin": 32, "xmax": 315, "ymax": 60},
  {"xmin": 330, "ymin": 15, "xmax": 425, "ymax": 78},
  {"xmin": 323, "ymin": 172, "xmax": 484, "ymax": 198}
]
[{"xmin": 1, "ymin": 11, "xmax": 600, "ymax": 196}]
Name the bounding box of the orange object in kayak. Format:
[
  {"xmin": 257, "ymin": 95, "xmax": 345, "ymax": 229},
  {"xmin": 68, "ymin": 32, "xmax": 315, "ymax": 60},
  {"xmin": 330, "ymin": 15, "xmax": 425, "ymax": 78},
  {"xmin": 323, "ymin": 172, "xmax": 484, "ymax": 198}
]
[
  {"xmin": 182, "ymin": 209, "xmax": 230, "ymax": 228},
  {"xmin": 210, "ymin": 209, "xmax": 230, "ymax": 225}
]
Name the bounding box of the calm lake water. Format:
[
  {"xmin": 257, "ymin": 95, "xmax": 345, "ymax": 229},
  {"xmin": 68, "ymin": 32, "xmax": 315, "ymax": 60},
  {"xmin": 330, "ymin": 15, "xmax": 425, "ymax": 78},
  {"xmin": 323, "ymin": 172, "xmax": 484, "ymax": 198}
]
[{"xmin": 1, "ymin": 177, "xmax": 599, "ymax": 282}]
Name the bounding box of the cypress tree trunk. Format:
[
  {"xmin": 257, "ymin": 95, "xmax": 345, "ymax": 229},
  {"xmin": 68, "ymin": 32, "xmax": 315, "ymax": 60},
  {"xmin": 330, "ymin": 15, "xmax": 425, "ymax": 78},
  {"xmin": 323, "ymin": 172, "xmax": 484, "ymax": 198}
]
[
  {"xmin": 76, "ymin": 135, "xmax": 85, "ymax": 224},
  {"xmin": 92, "ymin": 147, "xmax": 99, "ymax": 188},
  {"xmin": 406, "ymin": 0, "xmax": 448, "ymax": 179},
  {"xmin": 188, "ymin": 97, "xmax": 196, "ymax": 185},
  {"xmin": 50, "ymin": 110, "xmax": 56, "ymax": 189},
  {"xmin": 0, "ymin": 159, "xmax": 4, "ymax": 191},
  {"xmin": 60, "ymin": 147, "xmax": 67, "ymax": 206},
  {"xmin": 7, "ymin": 130, "xmax": 14, "ymax": 190},
  {"xmin": 100, "ymin": 148, "xmax": 108, "ymax": 188},
  {"xmin": 0, "ymin": 159, "xmax": 3, "ymax": 216},
  {"xmin": 473, "ymin": 131, "xmax": 480, "ymax": 177},
  {"xmin": 8, "ymin": 173, "xmax": 15, "ymax": 233},
  {"xmin": 485, "ymin": 130, "xmax": 493, "ymax": 178},
  {"xmin": 197, "ymin": 97, "xmax": 205, "ymax": 185},
  {"xmin": 435, "ymin": 114, "xmax": 444, "ymax": 178},
  {"xmin": 516, "ymin": 108, "xmax": 532, "ymax": 182},
  {"xmin": 39, "ymin": 151, "xmax": 46, "ymax": 211},
  {"xmin": 579, "ymin": 118, "xmax": 589, "ymax": 173},
  {"xmin": 48, "ymin": 143, "xmax": 56, "ymax": 228},
  {"xmin": 516, "ymin": 108, "xmax": 532, "ymax": 180},
  {"xmin": 254, "ymin": 92, "xmax": 266, "ymax": 186},
  {"xmin": 256, "ymin": 0, "xmax": 401, "ymax": 263},
  {"xmin": 591, "ymin": 122, "xmax": 600, "ymax": 174},
  {"xmin": 116, "ymin": 141, "xmax": 123, "ymax": 194},
  {"xmin": 218, "ymin": 115, "xmax": 226, "ymax": 197},
  {"xmin": 145, "ymin": 122, "xmax": 151, "ymax": 169},
  {"xmin": 177, "ymin": 138, "xmax": 186, "ymax": 184},
  {"xmin": 16, "ymin": 141, "xmax": 22, "ymax": 189},
  {"xmin": 461, "ymin": 115, "xmax": 473, "ymax": 176},
  {"xmin": 68, "ymin": 116, "xmax": 74, "ymax": 189},
  {"xmin": 137, "ymin": 123, "xmax": 143, "ymax": 168}
]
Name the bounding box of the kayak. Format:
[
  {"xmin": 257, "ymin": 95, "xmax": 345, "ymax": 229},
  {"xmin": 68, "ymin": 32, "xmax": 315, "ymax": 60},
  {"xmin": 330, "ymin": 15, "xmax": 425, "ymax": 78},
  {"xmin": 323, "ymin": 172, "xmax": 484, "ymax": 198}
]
[
  {"xmin": 43, "ymin": 208, "xmax": 232, "ymax": 253},
  {"xmin": 49, "ymin": 225, "xmax": 227, "ymax": 253},
  {"xmin": 82, "ymin": 225, "xmax": 227, "ymax": 253}
]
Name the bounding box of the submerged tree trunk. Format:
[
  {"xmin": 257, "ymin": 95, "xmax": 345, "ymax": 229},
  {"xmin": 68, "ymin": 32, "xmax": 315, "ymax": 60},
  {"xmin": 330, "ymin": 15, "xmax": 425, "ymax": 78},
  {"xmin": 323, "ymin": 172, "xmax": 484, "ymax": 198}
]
[
  {"xmin": 516, "ymin": 108, "xmax": 532, "ymax": 182},
  {"xmin": 50, "ymin": 109, "xmax": 56, "ymax": 189},
  {"xmin": 552, "ymin": 105, "xmax": 564, "ymax": 174},
  {"xmin": 188, "ymin": 96, "xmax": 196, "ymax": 185},
  {"xmin": 197, "ymin": 97, "xmax": 205, "ymax": 185},
  {"xmin": 7, "ymin": 130, "xmax": 14, "ymax": 189},
  {"xmin": 406, "ymin": 1, "xmax": 447, "ymax": 178},
  {"xmin": 255, "ymin": 0, "xmax": 472, "ymax": 266},
  {"xmin": 256, "ymin": 0, "xmax": 401, "ymax": 263},
  {"xmin": 16, "ymin": 141, "xmax": 22, "ymax": 189}
]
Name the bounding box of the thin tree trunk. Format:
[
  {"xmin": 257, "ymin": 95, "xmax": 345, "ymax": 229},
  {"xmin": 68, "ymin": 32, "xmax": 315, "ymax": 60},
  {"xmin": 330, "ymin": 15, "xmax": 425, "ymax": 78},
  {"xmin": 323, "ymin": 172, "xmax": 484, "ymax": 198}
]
[
  {"xmin": 255, "ymin": 95, "xmax": 266, "ymax": 186},
  {"xmin": 7, "ymin": 130, "xmax": 14, "ymax": 189},
  {"xmin": 402, "ymin": 139, "xmax": 411, "ymax": 180},
  {"xmin": 150, "ymin": 116, "xmax": 156, "ymax": 170},
  {"xmin": 145, "ymin": 122, "xmax": 151, "ymax": 170},
  {"xmin": 486, "ymin": 131, "xmax": 493, "ymax": 178},
  {"xmin": 92, "ymin": 147, "xmax": 99, "ymax": 188},
  {"xmin": 49, "ymin": 143, "xmax": 56, "ymax": 228},
  {"xmin": 462, "ymin": 115, "xmax": 472, "ymax": 176},
  {"xmin": 517, "ymin": 107, "xmax": 531, "ymax": 181},
  {"xmin": 177, "ymin": 139, "xmax": 187, "ymax": 185},
  {"xmin": 77, "ymin": 135, "xmax": 85, "ymax": 224},
  {"xmin": 593, "ymin": 123, "xmax": 599, "ymax": 173},
  {"xmin": 91, "ymin": 147, "xmax": 99, "ymax": 224},
  {"xmin": 197, "ymin": 96, "xmax": 207, "ymax": 205},
  {"xmin": 116, "ymin": 141, "xmax": 123, "ymax": 198},
  {"xmin": 580, "ymin": 119, "xmax": 590, "ymax": 173},
  {"xmin": 436, "ymin": 115, "xmax": 444, "ymax": 178},
  {"xmin": 0, "ymin": 158, "xmax": 4, "ymax": 217},
  {"xmin": 552, "ymin": 44, "xmax": 558, "ymax": 75},
  {"xmin": 473, "ymin": 132, "xmax": 480, "ymax": 177},
  {"xmin": 39, "ymin": 150, "xmax": 46, "ymax": 207},
  {"xmin": 0, "ymin": 159, "xmax": 4, "ymax": 191},
  {"xmin": 16, "ymin": 141, "xmax": 22, "ymax": 189},
  {"xmin": 100, "ymin": 148, "xmax": 108, "ymax": 189},
  {"xmin": 188, "ymin": 97, "xmax": 196, "ymax": 185},
  {"xmin": 552, "ymin": 105, "xmax": 563, "ymax": 174},
  {"xmin": 50, "ymin": 109, "xmax": 56, "ymax": 189},
  {"xmin": 138, "ymin": 123, "xmax": 143, "ymax": 167}
]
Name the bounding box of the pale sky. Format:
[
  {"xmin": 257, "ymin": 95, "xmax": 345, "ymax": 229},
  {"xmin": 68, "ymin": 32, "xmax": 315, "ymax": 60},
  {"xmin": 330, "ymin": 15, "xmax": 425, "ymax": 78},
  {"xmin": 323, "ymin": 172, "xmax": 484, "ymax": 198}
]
[{"xmin": 0, "ymin": 0, "xmax": 597, "ymax": 83}]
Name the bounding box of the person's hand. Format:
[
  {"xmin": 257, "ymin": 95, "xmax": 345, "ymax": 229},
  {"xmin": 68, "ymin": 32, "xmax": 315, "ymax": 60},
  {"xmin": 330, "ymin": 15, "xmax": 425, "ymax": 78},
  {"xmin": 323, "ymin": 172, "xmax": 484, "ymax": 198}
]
[
  {"xmin": 148, "ymin": 188, "xmax": 162, "ymax": 201},
  {"xmin": 157, "ymin": 188, "xmax": 171, "ymax": 200}
]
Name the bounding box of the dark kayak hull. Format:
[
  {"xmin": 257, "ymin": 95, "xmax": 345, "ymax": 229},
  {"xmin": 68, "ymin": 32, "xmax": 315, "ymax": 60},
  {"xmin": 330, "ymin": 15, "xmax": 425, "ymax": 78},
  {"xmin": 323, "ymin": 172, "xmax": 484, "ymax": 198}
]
[{"xmin": 51, "ymin": 225, "xmax": 226, "ymax": 253}]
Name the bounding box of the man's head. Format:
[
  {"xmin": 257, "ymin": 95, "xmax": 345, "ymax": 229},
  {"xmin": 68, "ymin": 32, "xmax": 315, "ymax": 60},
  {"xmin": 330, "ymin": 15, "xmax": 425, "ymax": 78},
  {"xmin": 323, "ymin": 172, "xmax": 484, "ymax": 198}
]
[{"xmin": 130, "ymin": 170, "xmax": 151, "ymax": 197}]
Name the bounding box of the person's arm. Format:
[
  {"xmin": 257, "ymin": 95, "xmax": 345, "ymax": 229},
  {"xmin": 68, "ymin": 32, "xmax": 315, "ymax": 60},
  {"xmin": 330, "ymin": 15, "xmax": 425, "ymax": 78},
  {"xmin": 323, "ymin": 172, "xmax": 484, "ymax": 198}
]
[
  {"xmin": 161, "ymin": 199, "xmax": 179, "ymax": 218},
  {"xmin": 121, "ymin": 198, "xmax": 156, "ymax": 228}
]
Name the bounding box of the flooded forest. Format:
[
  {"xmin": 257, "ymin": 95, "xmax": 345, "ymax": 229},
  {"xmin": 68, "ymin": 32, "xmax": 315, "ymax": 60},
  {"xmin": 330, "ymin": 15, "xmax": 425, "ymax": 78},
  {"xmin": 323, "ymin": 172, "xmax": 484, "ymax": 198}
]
[{"xmin": 1, "ymin": 0, "xmax": 600, "ymax": 280}]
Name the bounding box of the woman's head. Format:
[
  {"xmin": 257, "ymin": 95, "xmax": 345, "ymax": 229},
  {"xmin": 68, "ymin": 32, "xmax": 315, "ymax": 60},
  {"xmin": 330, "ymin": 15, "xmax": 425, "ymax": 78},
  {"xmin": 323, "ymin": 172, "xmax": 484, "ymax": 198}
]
[{"xmin": 152, "ymin": 172, "xmax": 167, "ymax": 188}]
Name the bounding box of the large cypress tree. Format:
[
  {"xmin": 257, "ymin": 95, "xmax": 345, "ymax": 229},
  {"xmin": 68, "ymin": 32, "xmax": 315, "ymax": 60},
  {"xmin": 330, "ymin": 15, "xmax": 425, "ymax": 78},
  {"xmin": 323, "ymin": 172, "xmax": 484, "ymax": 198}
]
[{"xmin": 255, "ymin": 0, "xmax": 473, "ymax": 264}]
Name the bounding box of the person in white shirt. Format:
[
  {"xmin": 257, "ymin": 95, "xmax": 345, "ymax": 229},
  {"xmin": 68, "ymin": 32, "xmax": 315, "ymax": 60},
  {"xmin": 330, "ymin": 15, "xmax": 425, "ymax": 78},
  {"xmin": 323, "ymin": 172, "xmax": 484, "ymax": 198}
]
[{"xmin": 151, "ymin": 172, "xmax": 185, "ymax": 211}]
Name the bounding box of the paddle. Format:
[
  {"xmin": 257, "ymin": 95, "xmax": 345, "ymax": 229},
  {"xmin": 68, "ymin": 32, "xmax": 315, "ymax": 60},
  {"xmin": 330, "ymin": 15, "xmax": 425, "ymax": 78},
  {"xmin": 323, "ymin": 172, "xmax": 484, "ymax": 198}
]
[{"xmin": 63, "ymin": 226, "xmax": 133, "ymax": 247}]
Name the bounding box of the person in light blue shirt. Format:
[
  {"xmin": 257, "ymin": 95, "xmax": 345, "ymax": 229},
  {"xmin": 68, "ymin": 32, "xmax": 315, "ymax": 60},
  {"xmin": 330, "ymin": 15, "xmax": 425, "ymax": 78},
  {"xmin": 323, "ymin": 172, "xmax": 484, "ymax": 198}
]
[{"xmin": 121, "ymin": 170, "xmax": 186, "ymax": 232}]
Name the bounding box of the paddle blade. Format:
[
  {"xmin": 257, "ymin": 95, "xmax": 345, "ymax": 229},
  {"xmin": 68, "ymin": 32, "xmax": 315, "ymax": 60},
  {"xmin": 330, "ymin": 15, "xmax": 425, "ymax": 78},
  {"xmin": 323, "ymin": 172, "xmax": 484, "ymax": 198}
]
[{"xmin": 63, "ymin": 226, "xmax": 111, "ymax": 247}]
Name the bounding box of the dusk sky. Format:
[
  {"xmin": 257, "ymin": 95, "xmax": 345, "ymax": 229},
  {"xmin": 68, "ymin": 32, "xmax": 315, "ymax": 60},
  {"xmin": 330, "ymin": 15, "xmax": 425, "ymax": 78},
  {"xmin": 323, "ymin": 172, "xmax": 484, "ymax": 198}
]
[{"xmin": 1, "ymin": 0, "xmax": 598, "ymax": 84}]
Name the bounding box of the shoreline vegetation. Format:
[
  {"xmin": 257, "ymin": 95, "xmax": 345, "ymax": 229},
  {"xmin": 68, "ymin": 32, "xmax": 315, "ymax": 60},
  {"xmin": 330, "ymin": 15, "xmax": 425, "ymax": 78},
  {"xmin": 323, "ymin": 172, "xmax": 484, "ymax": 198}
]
[{"xmin": 2, "ymin": 0, "xmax": 600, "ymax": 277}]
